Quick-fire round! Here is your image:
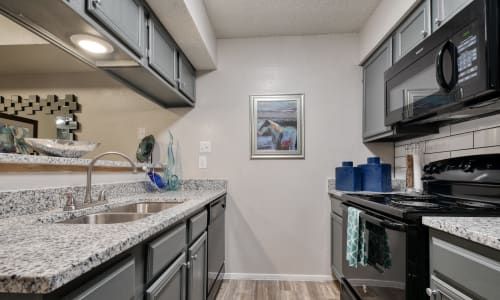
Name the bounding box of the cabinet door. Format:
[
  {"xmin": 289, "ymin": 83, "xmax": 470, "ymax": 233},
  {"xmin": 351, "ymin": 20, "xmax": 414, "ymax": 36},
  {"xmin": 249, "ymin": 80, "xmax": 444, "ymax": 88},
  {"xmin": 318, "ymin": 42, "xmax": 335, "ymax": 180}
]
[
  {"xmin": 331, "ymin": 213, "xmax": 343, "ymax": 279},
  {"xmin": 148, "ymin": 18, "xmax": 177, "ymax": 86},
  {"xmin": 188, "ymin": 232, "xmax": 207, "ymax": 300},
  {"xmin": 87, "ymin": 0, "xmax": 144, "ymax": 56},
  {"xmin": 62, "ymin": 257, "xmax": 135, "ymax": 300},
  {"xmin": 432, "ymin": 0, "xmax": 473, "ymax": 31},
  {"xmin": 428, "ymin": 275, "xmax": 473, "ymax": 300},
  {"xmin": 363, "ymin": 39, "xmax": 392, "ymax": 140},
  {"xmin": 146, "ymin": 252, "xmax": 187, "ymax": 300},
  {"xmin": 393, "ymin": 0, "xmax": 431, "ymax": 62},
  {"xmin": 178, "ymin": 54, "xmax": 196, "ymax": 101}
]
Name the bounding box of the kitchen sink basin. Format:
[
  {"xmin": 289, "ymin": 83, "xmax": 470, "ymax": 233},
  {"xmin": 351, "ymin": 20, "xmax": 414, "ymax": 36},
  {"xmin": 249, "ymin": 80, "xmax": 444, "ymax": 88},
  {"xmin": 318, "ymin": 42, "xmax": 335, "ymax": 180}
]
[
  {"xmin": 107, "ymin": 202, "xmax": 181, "ymax": 214},
  {"xmin": 60, "ymin": 213, "xmax": 151, "ymax": 224}
]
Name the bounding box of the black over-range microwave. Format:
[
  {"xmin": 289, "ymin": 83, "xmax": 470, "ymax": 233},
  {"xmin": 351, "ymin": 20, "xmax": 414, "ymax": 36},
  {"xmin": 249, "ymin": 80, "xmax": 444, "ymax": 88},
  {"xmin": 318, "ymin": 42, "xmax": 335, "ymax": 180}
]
[{"xmin": 384, "ymin": 0, "xmax": 500, "ymax": 127}]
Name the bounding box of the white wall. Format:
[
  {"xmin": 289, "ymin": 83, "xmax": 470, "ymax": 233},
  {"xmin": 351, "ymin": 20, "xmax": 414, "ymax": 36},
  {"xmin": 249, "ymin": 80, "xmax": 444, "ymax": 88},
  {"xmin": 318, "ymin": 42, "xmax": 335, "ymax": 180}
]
[
  {"xmin": 164, "ymin": 35, "xmax": 393, "ymax": 277},
  {"xmin": 359, "ymin": 0, "xmax": 419, "ymax": 63}
]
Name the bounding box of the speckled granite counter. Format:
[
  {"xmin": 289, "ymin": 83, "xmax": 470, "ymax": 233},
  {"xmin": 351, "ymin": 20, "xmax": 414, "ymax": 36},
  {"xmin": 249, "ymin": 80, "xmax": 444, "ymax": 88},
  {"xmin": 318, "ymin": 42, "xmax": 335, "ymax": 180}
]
[
  {"xmin": 422, "ymin": 217, "xmax": 500, "ymax": 251},
  {"xmin": 0, "ymin": 181, "xmax": 227, "ymax": 294},
  {"xmin": 327, "ymin": 178, "xmax": 406, "ymax": 198}
]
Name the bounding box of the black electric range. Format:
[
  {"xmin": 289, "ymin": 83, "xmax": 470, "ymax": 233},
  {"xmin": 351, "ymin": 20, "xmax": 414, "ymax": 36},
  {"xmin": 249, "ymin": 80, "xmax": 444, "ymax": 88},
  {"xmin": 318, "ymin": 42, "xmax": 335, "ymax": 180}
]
[{"xmin": 339, "ymin": 154, "xmax": 500, "ymax": 300}]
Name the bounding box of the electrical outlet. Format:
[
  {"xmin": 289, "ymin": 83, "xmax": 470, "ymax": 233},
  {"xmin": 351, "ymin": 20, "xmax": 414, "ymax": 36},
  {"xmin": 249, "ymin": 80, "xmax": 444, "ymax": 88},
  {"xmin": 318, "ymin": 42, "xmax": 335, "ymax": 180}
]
[
  {"xmin": 200, "ymin": 141, "xmax": 211, "ymax": 153},
  {"xmin": 198, "ymin": 155, "xmax": 208, "ymax": 169},
  {"xmin": 137, "ymin": 127, "xmax": 146, "ymax": 139}
]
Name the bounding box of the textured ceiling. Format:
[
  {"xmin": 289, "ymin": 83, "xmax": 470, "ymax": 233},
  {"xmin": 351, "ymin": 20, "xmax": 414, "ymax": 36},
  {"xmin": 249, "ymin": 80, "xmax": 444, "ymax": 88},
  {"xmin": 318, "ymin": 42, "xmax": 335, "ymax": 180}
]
[{"xmin": 204, "ymin": 0, "xmax": 381, "ymax": 38}]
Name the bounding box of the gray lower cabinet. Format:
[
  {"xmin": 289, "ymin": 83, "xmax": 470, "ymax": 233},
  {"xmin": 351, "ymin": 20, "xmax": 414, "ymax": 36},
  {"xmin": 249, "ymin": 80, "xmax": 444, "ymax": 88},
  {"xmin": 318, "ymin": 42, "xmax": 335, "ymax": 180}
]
[
  {"xmin": 362, "ymin": 38, "xmax": 393, "ymax": 141},
  {"xmin": 148, "ymin": 17, "xmax": 177, "ymax": 86},
  {"xmin": 330, "ymin": 196, "xmax": 343, "ymax": 279},
  {"xmin": 178, "ymin": 54, "xmax": 196, "ymax": 101},
  {"xmin": 86, "ymin": 0, "xmax": 145, "ymax": 56},
  {"xmin": 331, "ymin": 212, "xmax": 343, "ymax": 280},
  {"xmin": 62, "ymin": 257, "xmax": 136, "ymax": 300},
  {"xmin": 431, "ymin": 0, "xmax": 473, "ymax": 31},
  {"xmin": 188, "ymin": 232, "xmax": 208, "ymax": 300},
  {"xmin": 429, "ymin": 230, "xmax": 500, "ymax": 300},
  {"xmin": 146, "ymin": 252, "xmax": 187, "ymax": 300},
  {"xmin": 393, "ymin": 0, "xmax": 431, "ymax": 62}
]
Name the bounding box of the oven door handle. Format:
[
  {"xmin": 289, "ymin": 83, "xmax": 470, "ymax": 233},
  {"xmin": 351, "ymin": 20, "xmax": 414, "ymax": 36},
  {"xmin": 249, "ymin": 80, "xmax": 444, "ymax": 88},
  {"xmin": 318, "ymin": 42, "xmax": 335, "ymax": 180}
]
[{"xmin": 359, "ymin": 212, "xmax": 407, "ymax": 232}]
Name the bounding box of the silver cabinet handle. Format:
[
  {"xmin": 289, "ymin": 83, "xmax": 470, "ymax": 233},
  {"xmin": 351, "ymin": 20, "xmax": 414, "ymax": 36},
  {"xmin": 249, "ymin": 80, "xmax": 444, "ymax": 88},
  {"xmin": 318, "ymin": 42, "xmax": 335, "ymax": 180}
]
[
  {"xmin": 191, "ymin": 254, "xmax": 198, "ymax": 261},
  {"xmin": 435, "ymin": 18, "xmax": 442, "ymax": 27},
  {"xmin": 421, "ymin": 30, "xmax": 428, "ymax": 38},
  {"xmin": 426, "ymin": 288, "xmax": 439, "ymax": 298},
  {"xmin": 183, "ymin": 261, "xmax": 191, "ymax": 269}
]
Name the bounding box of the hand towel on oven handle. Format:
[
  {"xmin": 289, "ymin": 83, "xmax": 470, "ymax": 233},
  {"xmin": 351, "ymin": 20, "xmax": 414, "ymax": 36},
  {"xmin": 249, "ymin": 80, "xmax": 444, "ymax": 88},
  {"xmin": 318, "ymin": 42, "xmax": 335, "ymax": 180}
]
[{"xmin": 346, "ymin": 207, "xmax": 367, "ymax": 267}]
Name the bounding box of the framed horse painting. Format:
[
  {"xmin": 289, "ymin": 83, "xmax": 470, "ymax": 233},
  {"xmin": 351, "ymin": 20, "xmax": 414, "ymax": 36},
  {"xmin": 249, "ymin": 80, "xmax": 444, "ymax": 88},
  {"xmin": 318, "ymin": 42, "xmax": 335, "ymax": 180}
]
[{"xmin": 250, "ymin": 94, "xmax": 304, "ymax": 159}]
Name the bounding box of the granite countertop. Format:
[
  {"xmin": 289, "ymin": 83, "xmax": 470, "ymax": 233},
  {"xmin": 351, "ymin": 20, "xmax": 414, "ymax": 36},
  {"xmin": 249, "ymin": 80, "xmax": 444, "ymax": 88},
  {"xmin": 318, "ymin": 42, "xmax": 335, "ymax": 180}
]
[
  {"xmin": 327, "ymin": 178, "xmax": 406, "ymax": 198},
  {"xmin": 0, "ymin": 187, "xmax": 226, "ymax": 294},
  {"xmin": 422, "ymin": 217, "xmax": 500, "ymax": 251}
]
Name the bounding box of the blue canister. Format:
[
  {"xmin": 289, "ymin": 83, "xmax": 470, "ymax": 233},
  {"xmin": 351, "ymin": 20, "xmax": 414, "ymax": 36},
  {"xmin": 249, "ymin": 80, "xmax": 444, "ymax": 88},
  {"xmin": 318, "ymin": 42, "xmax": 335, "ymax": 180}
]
[
  {"xmin": 335, "ymin": 161, "xmax": 362, "ymax": 191},
  {"xmin": 359, "ymin": 157, "xmax": 392, "ymax": 192}
]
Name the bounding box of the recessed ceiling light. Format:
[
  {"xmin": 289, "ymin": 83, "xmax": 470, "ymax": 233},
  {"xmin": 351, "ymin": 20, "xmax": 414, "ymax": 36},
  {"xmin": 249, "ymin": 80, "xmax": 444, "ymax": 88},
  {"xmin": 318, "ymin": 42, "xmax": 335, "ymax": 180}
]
[{"xmin": 70, "ymin": 34, "xmax": 113, "ymax": 54}]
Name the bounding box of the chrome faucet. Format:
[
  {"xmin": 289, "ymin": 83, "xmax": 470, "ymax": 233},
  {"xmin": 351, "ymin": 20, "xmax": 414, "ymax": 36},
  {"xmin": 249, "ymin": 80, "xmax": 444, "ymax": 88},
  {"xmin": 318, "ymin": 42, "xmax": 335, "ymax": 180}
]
[{"xmin": 83, "ymin": 152, "xmax": 137, "ymax": 204}]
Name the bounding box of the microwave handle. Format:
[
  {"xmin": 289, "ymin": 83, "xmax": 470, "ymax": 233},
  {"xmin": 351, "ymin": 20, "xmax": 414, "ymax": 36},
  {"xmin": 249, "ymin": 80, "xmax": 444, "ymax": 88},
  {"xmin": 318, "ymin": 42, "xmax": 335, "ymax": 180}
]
[{"xmin": 436, "ymin": 40, "xmax": 458, "ymax": 91}]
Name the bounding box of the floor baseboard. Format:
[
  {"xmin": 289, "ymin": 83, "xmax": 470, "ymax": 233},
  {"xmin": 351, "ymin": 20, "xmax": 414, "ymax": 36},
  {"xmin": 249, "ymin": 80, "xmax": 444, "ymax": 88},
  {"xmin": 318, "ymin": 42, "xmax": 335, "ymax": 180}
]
[{"xmin": 223, "ymin": 273, "xmax": 334, "ymax": 282}]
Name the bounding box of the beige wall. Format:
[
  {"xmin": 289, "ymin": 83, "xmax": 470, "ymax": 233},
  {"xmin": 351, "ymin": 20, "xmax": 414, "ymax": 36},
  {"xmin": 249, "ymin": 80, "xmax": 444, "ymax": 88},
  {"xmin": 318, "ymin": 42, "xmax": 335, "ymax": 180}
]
[
  {"xmin": 163, "ymin": 35, "xmax": 393, "ymax": 277},
  {"xmin": 359, "ymin": 0, "xmax": 419, "ymax": 63}
]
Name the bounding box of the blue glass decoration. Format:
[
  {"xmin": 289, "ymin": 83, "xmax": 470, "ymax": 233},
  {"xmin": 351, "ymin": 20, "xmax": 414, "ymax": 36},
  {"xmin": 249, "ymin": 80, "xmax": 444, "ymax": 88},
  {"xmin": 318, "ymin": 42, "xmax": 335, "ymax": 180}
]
[{"xmin": 164, "ymin": 131, "xmax": 179, "ymax": 191}]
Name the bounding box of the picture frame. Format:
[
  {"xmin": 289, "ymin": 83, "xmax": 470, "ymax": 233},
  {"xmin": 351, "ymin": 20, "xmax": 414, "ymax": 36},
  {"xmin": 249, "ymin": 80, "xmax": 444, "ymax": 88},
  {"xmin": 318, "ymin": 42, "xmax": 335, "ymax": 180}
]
[
  {"xmin": 0, "ymin": 113, "xmax": 38, "ymax": 138},
  {"xmin": 250, "ymin": 94, "xmax": 304, "ymax": 159}
]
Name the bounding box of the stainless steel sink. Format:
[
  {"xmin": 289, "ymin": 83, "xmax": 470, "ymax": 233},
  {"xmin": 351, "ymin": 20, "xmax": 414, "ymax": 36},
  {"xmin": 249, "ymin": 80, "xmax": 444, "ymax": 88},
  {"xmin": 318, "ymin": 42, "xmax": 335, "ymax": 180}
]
[
  {"xmin": 60, "ymin": 213, "xmax": 151, "ymax": 224},
  {"xmin": 107, "ymin": 202, "xmax": 181, "ymax": 214}
]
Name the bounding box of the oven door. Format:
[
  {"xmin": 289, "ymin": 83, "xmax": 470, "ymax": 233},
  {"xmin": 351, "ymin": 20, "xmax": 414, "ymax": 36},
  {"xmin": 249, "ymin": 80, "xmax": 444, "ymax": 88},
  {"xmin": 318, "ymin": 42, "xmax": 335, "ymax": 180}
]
[
  {"xmin": 341, "ymin": 203, "xmax": 407, "ymax": 300},
  {"xmin": 384, "ymin": 0, "xmax": 488, "ymax": 126}
]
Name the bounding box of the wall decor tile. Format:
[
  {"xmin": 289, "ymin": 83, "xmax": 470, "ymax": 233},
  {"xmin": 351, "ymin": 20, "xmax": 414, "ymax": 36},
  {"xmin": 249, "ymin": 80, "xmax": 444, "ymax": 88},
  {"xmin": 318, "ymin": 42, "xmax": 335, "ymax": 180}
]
[
  {"xmin": 451, "ymin": 115, "xmax": 500, "ymax": 135},
  {"xmin": 424, "ymin": 152, "xmax": 451, "ymax": 164}
]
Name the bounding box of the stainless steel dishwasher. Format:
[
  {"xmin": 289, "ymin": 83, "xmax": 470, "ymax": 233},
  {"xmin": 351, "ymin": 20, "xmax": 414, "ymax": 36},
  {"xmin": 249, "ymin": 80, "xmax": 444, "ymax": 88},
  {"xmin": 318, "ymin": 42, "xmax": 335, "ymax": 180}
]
[{"xmin": 207, "ymin": 195, "xmax": 225, "ymax": 300}]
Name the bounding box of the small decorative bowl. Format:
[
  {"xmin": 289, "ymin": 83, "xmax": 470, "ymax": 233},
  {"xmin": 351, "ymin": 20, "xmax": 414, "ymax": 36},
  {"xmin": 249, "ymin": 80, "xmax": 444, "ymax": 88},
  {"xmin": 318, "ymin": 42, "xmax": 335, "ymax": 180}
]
[{"xmin": 24, "ymin": 138, "xmax": 100, "ymax": 158}]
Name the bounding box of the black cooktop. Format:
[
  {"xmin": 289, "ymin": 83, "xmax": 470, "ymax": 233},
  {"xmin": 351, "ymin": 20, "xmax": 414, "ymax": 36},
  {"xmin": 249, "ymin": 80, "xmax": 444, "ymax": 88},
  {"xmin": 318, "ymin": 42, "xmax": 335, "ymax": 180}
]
[{"xmin": 342, "ymin": 192, "xmax": 500, "ymax": 220}]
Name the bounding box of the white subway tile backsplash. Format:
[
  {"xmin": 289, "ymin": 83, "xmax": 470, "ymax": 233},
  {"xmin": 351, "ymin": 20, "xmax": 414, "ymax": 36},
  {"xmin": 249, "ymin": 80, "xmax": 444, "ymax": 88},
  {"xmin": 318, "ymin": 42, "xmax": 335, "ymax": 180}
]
[
  {"xmin": 395, "ymin": 145, "xmax": 406, "ymax": 157},
  {"xmin": 425, "ymin": 133, "xmax": 473, "ymax": 153},
  {"xmin": 451, "ymin": 114, "xmax": 500, "ymax": 135},
  {"xmin": 451, "ymin": 146, "xmax": 500, "ymax": 158},
  {"xmin": 424, "ymin": 152, "xmax": 451, "ymax": 164},
  {"xmin": 395, "ymin": 126, "xmax": 451, "ymax": 146},
  {"xmin": 474, "ymin": 127, "xmax": 500, "ymax": 148},
  {"xmin": 395, "ymin": 168, "xmax": 406, "ymax": 179},
  {"xmin": 395, "ymin": 157, "xmax": 407, "ymax": 168}
]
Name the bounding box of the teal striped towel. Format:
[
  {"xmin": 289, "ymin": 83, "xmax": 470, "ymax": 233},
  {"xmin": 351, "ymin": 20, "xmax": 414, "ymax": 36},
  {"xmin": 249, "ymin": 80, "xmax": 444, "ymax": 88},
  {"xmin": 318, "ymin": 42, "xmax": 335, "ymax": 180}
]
[{"xmin": 346, "ymin": 207, "xmax": 367, "ymax": 267}]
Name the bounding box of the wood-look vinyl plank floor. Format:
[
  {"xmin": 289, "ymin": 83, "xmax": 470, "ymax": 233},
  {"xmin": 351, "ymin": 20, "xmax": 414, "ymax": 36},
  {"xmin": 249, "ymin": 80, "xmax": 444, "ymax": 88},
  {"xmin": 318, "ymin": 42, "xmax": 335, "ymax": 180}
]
[{"xmin": 216, "ymin": 280, "xmax": 340, "ymax": 300}]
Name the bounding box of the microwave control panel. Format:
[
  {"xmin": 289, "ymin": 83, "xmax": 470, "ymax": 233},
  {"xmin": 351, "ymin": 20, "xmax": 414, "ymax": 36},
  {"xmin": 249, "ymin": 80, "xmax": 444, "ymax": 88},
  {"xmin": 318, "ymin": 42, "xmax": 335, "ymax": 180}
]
[{"xmin": 457, "ymin": 29, "xmax": 479, "ymax": 84}]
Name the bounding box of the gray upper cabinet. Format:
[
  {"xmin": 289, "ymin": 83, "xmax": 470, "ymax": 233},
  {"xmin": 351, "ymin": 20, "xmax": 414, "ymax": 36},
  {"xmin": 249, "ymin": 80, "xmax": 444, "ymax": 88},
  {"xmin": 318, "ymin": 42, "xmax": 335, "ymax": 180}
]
[
  {"xmin": 187, "ymin": 232, "xmax": 207, "ymax": 300},
  {"xmin": 363, "ymin": 38, "xmax": 392, "ymax": 141},
  {"xmin": 148, "ymin": 18, "xmax": 177, "ymax": 87},
  {"xmin": 393, "ymin": 0, "xmax": 431, "ymax": 62},
  {"xmin": 432, "ymin": 0, "xmax": 473, "ymax": 31},
  {"xmin": 87, "ymin": 0, "xmax": 145, "ymax": 57},
  {"xmin": 178, "ymin": 54, "xmax": 196, "ymax": 101},
  {"xmin": 146, "ymin": 252, "xmax": 187, "ymax": 300}
]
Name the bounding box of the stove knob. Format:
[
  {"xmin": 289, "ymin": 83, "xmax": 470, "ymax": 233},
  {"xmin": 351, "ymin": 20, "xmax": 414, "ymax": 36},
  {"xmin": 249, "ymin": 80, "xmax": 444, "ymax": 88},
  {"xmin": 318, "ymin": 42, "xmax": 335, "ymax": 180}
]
[
  {"xmin": 430, "ymin": 165, "xmax": 440, "ymax": 174},
  {"xmin": 463, "ymin": 163, "xmax": 474, "ymax": 172},
  {"xmin": 423, "ymin": 164, "xmax": 431, "ymax": 173}
]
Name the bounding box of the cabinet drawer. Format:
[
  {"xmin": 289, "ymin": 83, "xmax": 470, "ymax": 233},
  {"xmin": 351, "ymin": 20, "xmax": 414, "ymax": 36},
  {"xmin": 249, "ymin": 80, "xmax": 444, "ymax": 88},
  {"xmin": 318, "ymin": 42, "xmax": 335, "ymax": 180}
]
[
  {"xmin": 62, "ymin": 257, "xmax": 135, "ymax": 300},
  {"xmin": 189, "ymin": 209, "xmax": 207, "ymax": 243},
  {"xmin": 330, "ymin": 196, "xmax": 343, "ymax": 216},
  {"xmin": 431, "ymin": 237, "xmax": 500, "ymax": 299},
  {"xmin": 146, "ymin": 252, "xmax": 187, "ymax": 300},
  {"xmin": 147, "ymin": 224, "xmax": 187, "ymax": 282}
]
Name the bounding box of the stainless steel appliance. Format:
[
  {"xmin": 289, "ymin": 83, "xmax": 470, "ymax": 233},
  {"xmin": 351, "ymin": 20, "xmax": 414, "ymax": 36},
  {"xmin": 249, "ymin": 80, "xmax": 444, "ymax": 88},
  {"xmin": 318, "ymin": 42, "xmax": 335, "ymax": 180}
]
[
  {"xmin": 385, "ymin": 0, "xmax": 500, "ymax": 127},
  {"xmin": 339, "ymin": 154, "xmax": 500, "ymax": 300},
  {"xmin": 207, "ymin": 196, "xmax": 225, "ymax": 300}
]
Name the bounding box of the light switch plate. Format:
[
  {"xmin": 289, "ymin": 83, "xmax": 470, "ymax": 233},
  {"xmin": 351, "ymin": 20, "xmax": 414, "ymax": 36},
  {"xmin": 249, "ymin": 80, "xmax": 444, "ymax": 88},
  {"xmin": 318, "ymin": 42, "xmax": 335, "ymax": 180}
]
[
  {"xmin": 198, "ymin": 155, "xmax": 208, "ymax": 169},
  {"xmin": 200, "ymin": 141, "xmax": 211, "ymax": 153}
]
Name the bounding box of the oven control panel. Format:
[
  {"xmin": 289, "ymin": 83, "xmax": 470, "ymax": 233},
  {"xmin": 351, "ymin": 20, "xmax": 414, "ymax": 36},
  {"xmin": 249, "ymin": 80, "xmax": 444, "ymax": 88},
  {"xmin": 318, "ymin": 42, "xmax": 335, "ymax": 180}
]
[{"xmin": 456, "ymin": 24, "xmax": 479, "ymax": 84}]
